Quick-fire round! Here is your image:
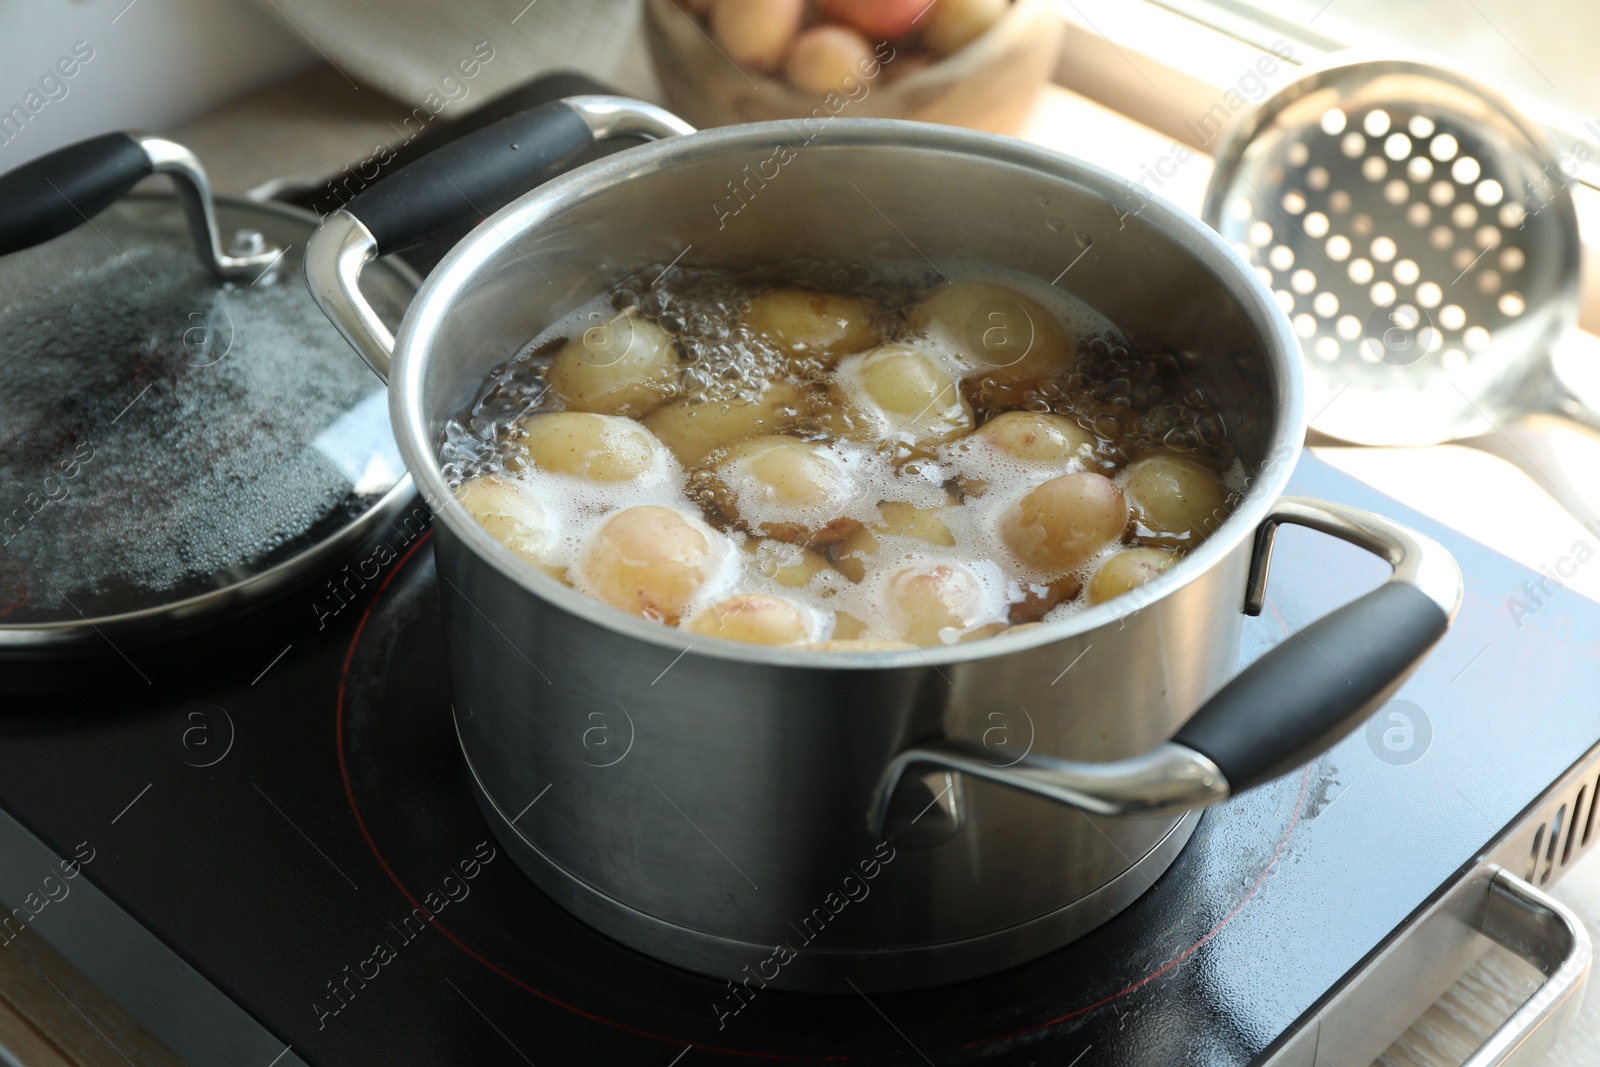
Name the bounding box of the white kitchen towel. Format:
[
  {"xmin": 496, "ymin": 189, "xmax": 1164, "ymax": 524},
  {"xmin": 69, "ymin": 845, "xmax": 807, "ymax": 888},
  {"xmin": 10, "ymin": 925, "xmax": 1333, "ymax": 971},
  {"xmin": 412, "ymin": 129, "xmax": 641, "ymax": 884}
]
[{"xmin": 244, "ymin": 0, "xmax": 659, "ymax": 107}]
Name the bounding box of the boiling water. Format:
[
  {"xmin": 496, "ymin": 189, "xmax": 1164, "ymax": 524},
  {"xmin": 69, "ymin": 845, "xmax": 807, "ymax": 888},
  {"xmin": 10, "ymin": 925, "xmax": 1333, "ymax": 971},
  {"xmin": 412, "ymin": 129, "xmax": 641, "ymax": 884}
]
[{"xmin": 439, "ymin": 261, "xmax": 1241, "ymax": 647}]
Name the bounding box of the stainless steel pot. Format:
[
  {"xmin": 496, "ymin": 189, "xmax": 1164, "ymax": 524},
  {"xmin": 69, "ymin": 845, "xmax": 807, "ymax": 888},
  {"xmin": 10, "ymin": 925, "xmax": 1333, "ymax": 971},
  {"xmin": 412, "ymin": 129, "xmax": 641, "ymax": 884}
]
[{"xmin": 305, "ymin": 97, "xmax": 1463, "ymax": 992}]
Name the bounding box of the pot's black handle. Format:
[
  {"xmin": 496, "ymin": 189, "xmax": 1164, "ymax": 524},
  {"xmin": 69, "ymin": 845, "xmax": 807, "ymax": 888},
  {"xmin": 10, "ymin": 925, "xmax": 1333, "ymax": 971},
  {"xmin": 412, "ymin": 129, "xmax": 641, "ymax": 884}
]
[
  {"xmin": 870, "ymin": 497, "xmax": 1463, "ymax": 833},
  {"xmin": 342, "ymin": 97, "xmax": 695, "ymax": 257},
  {"xmin": 0, "ymin": 132, "xmax": 152, "ymax": 255},
  {"xmin": 307, "ymin": 96, "xmax": 692, "ymax": 380},
  {"xmin": 1172, "ymin": 573, "xmax": 1448, "ymax": 790}
]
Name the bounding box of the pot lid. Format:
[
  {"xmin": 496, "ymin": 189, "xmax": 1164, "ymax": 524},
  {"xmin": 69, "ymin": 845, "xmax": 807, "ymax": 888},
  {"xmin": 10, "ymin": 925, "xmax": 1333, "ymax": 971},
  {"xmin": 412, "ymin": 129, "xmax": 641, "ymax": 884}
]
[{"xmin": 0, "ymin": 134, "xmax": 418, "ymax": 651}]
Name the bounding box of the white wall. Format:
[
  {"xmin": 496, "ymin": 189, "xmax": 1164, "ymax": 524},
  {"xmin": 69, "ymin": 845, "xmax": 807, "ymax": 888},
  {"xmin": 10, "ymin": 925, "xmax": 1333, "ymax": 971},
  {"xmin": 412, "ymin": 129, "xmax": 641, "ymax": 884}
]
[{"xmin": 0, "ymin": 0, "xmax": 314, "ymax": 165}]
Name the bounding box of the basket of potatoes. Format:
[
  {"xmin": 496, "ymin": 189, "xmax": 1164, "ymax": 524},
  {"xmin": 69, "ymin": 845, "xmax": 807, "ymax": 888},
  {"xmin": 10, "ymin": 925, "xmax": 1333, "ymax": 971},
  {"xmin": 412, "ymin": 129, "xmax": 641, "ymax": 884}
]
[{"xmin": 644, "ymin": 0, "xmax": 1066, "ymax": 132}]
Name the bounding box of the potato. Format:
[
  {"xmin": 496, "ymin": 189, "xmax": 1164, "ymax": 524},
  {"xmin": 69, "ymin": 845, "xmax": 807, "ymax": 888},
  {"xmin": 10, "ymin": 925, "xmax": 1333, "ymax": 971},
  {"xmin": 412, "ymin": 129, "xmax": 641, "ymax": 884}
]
[
  {"xmin": 454, "ymin": 475, "xmax": 557, "ymax": 569},
  {"xmin": 1000, "ymin": 472, "xmax": 1127, "ymax": 573},
  {"xmin": 974, "ymin": 411, "xmax": 1096, "ymax": 467},
  {"xmin": 1088, "ymin": 548, "xmax": 1178, "ymax": 605},
  {"xmin": 743, "ymin": 288, "xmax": 876, "ymax": 366},
  {"xmin": 712, "ymin": 435, "xmax": 859, "ymax": 543},
  {"xmin": 641, "ymin": 380, "xmax": 808, "ymax": 467},
  {"xmin": 545, "ymin": 311, "xmax": 678, "ymax": 417},
  {"xmin": 785, "ymin": 25, "xmax": 876, "ymax": 95},
  {"xmin": 1120, "ymin": 454, "xmax": 1228, "ymax": 547},
  {"xmin": 830, "ymin": 344, "xmax": 974, "ymax": 445},
  {"xmin": 711, "ymin": 0, "xmax": 804, "ymax": 73},
  {"xmin": 881, "ymin": 562, "xmax": 991, "ymax": 646},
  {"xmin": 907, "ymin": 281, "xmax": 1072, "ymax": 379},
  {"xmin": 687, "ymin": 593, "xmax": 811, "ymax": 645},
  {"xmin": 576, "ymin": 505, "xmax": 724, "ymax": 624},
  {"xmin": 820, "ymin": 0, "xmax": 928, "ymax": 39},
  {"xmin": 923, "ymin": 0, "xmax": 1007, "ymax": 55},
  {"xmin": 831, "ymin": 501, "xmax": 955, "ymax": 582},
  {"xmin": 511, "ymin": 411, "xmax": 665, "ymax": 481},
  {"xmin": 742, "ymin": 537, "xmax": 832, "ymax": 587}
]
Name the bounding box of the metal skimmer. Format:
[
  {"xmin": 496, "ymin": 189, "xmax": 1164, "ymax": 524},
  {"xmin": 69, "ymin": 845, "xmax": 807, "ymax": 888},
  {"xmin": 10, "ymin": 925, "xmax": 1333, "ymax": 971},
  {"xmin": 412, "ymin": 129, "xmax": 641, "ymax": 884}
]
[{"xmin": 1203, "ymin": 55, "xmax": 1584, "ymax": 446}]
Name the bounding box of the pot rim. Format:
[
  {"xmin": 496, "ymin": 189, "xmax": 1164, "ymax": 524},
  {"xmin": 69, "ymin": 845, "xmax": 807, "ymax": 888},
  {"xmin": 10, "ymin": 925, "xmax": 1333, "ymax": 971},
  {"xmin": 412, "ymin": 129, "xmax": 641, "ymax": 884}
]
[{"xmin": 392, "ymin": 118, "xmax": 1304, "ymax": 669}]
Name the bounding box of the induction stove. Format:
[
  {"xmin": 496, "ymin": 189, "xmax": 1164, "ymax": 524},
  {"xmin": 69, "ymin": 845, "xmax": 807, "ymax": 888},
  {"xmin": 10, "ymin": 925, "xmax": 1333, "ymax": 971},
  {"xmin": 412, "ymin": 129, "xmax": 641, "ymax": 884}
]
[{"xmin": 1, "ymin": 453, "xmax": 1596, "ymax": 1066}]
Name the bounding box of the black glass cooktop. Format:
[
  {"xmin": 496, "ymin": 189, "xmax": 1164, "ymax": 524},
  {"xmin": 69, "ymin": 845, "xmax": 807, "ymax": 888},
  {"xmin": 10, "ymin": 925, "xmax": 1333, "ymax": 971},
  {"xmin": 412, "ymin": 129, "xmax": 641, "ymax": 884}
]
[{"xmin": 1, "ymin": 453, "xmax": 1597, "ymax": 1066}]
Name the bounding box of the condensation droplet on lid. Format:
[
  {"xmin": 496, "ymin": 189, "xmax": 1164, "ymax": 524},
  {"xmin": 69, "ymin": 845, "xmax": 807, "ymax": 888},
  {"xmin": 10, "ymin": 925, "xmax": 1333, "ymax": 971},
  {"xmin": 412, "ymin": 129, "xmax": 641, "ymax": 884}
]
[
  {"xmin": 1363, "ymin": 109, "xmax": 1392, "ymax": 136},
  {"xmin": 1282, "ymin": 191, "xmax": 1307, "ymax": 214},
  {"xmin": 1384, "ymin": 179, "xmax": 1409, "ymax": 204},
  {"xmin": 1228, "ymin": 197, "xmax": 1254, "ymax": 221},
  {"xmin": 1362, "ymin": 156, "xmax": 1388, "ymax": 182},
  {"xmin": 1452, "ymin": 247, "xmax": 1477, "ymax": 272},
  {"xmin": 1304, "ymin": 211, "xmax": 1330, "ymax": 238},
  {"xmin": 1248, "ymin": 220, "xmax": 1274, "ymax": 246},
  {"xmin": 1409, "ymin": 115, "xmax": 1436, "ymax": 138},
  {"xmin": 1326, "ymin": 234, "xmax": 1352, "ymax": 260},
  {"xmin": 1329, "ymin": 190, "xmax": 1352, "ymax": 213},
  {"xmin": 1441, "ymin": 348, "xmax": 1468, "ymax": 372},
  {"xmin": 1255, "ymin": 265, "xmax": 1275, "ymax": 286},
  {"xmin": 1341, "ymin": 132, "xmax": 1366, "ymax": 158},
  {"xmin": 1269, "ymin": 245, "xmax": 1295, "ymax": 270},
  {"xmin": 1406, "ymin": 156, "xmax": 1434, "ymax": 182},
  {"xmin": 1047, "ymin": 218, "xmax": 1065, "ymax": 231},
  {"xmin": 1475, "ymin": 226, "xmax": 1500, "ymax": 249},
  {"xmin": 1336, "ymin": 314, "xmax": 1363, "ymax": 340},
  {"xmin": 1314, "ymin": 336, "xmax": 1341, "ymax": 360},
  {"xmin": 1499, "ymin": 247, "xmax": 1525, "ymax": 272},
  {"xmin": 1431, "ymin": 133, "xmax": 1459, "ymax": 161},
  {"xmin": 1440, "ymin": 304, "xmax": 1466, "ymax": 330},
  {"xmin": 1465, "ymin": 325, "xmax": 1491, "ymax": 351},
  {"xmin": 1429, "ymin": 181, "xmax": 1455, "ymax": 206},
  {"xmin": 1371, "ymin": 281, "xmax": 1397, "ymax": 307},
  {"xmin": 1419, "ymin": 326, "xmax": 1444, "ymax": 352},
  {"xmin": 1307, "ymin": 166, "xmax": 1330, "ymax": 190},
  {"xmin": 1358, "ymin": 339, "xmax": 1383, "ymax": 362},
  {"xmin": 1275, "ymin": 289, "xmax": 1295, "ymax": 313},
  {"xmin": 1476, "ymin": 269, "xmax": 1501, "ymax": 294},
  {"xmin": 1371, "ymin": 236, "xmax": 1397, "ymax": 262},
  {"xmin": 1474, "ymin": 179, "xmax": 1504, "ymax": 206},
  {"xmin": 1313, "ymin": 291, "xmax": 1339, "ymax": 316},
  {"xmin": 1393, "ymin": 258, "xmax": 1420, "ymax": 285},
  {"xmin": 1499, "ymin": 292, "xmax": 1525, "ymax": 316},
  {"xmin": 1393, "ymin": 304, "xmax": 1420, "ymax": 329},
  {"xmin": 1291, "ymin": 268, "xmax": 1317, "ymax": 294},
  {"xmin": 1499, "ymin": 202, "xmax": 1526, "ymax": 228},
  {"xmin": 1232, "ymin": 242, "xmax": 1254, "ymax": 261},
  {"xmin": 1429, "ymin": 225, "xmax": 1454, "ymax": 250},
  {"xmin": 1417, "ymin": 281, "xmax": 1443, "ymax": 307},
  {"xmin": 1076, "ymin": 230, "xmax": 1092, "ymax": 247},
  {"xmin": 1349, "ymin": 258, "xmax": 1375, "ymax": 284},
  {"xmin": 1351, "ymin": 213, "xmax": 1374, "ymax": 236},
  {"xmin": 1384, "ymin": 132, "xmax": 1412, "ymax": 160},
  {"xmin": 1451, "ymin": 156, "xmax": 1482, "ymax": 184},
  {"xmin": 1406, "ymin": 202, "xmax": 1431, "ymax": 227},
  {"xmin": 1451, "ymin": 203, "xmax": 1478, "ymax": 228},
  {"xmin": 1294, "ymin": 313, "xmax": 1318, "ymax": 338},
  {"xmin": 1286, "ymin": 141, "xmax": 1311, "ymax": 166},
  {"xmin": 1322, "ymin": 108, "xmax": 1348, "ymax": 135}
]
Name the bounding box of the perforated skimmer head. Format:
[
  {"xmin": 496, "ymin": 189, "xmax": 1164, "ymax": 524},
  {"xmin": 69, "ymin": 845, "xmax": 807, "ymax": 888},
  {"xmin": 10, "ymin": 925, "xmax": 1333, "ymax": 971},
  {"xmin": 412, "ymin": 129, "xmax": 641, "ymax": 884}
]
[{"xmin": 1203, "ymin": 55, "xmax": 1582, "ymax": 446}]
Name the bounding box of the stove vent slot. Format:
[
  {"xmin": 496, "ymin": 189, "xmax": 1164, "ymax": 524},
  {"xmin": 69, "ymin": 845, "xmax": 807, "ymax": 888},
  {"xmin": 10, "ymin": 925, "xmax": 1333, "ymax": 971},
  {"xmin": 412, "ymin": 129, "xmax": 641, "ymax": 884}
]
[
  {"xmin": 1540, "ymin": 804, "xmax": 1566, "ymax": 884},
  {"xmin": 1528, "ymin": 823, "xmax": 1545, "ymax": 882},
  {"xmin": 1567, "ymin": 786, "xmax": 1589, "ymax": 865}
]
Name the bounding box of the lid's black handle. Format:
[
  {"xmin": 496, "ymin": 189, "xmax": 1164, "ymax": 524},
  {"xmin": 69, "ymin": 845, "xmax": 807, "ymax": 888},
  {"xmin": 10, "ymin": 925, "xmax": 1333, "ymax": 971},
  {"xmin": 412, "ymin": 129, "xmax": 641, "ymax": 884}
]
[
  {"xmin": 0, "ymin": 132, "xmax": 152, "ymax": 255},
  {"xmin": 339, "ymin": 96, "xmax": 694, "ymax": 257}
]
